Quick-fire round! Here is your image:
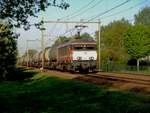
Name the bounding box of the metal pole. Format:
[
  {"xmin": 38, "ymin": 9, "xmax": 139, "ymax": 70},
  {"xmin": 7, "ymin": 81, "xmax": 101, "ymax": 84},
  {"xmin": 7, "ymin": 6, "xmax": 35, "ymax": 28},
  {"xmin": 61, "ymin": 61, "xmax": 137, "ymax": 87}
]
[
  {"xmin": 26, "ymin": 40, "xmax": 29, "ymax": 67},
  {"xmin": 97, "ymin": 19, "xmax": 101, "ymax": 71},
  {"xmin": 41, "ymin": 17, "xmax": 45, "ymax": 70}
]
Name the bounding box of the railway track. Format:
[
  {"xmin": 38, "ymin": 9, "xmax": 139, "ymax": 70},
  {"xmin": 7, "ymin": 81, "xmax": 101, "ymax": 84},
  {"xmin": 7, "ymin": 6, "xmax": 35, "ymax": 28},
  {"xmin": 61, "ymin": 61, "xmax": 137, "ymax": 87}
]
[
  {"xmin": 35, "ymin": 68, "xmax": 150, "ymax": 87},
  {"xmin": 85, "ymin": 73, "xmax": 150, "ymax": 86}
]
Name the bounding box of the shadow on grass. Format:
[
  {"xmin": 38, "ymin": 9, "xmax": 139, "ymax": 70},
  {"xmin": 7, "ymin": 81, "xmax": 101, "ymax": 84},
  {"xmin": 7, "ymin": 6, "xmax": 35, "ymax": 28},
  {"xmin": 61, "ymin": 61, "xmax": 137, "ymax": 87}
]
[
  {"xmin": 0, "ymin": 76, "xmax": 149, "ymax": 113},
  {"xmin": 6, "ymin": 67, "xmax": 37, "ymax": 81}
]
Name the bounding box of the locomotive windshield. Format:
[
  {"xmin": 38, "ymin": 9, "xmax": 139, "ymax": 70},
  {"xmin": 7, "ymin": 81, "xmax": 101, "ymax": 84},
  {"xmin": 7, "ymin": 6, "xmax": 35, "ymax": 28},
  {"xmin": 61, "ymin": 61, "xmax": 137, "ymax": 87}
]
[
  {"xmin": 73, "ymin": 44, "xmax": 96, "ymax": 50},
  {"xmin": 86, "ymin": 47, "xmax": 95, "ymax": 50},
  {"xmin": 74, "ymin": 47, "xmax": 83, "ymax": 50}
]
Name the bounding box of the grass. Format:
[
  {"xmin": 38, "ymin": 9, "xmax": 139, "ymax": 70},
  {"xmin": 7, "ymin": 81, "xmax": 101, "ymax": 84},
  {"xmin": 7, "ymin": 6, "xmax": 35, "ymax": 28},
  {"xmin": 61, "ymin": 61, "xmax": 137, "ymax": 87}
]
[{"xmin": 0, "ymin": 68, "xmax": 150, "ymax": 113}]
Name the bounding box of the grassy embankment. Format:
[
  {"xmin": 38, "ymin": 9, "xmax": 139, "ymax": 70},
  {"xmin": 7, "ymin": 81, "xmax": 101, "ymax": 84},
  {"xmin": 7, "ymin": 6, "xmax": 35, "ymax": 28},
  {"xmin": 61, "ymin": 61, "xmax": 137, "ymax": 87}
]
[{"xmin": 0, "ymin": 68, "xmax": 150, "ymax": 113}]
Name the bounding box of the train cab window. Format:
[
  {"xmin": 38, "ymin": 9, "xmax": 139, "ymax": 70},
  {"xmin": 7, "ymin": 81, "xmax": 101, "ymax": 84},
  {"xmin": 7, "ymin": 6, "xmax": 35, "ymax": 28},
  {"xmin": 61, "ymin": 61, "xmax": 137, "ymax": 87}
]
[
  {"xmin": 86, "ymin": 47, "xmax": 95, "ymax": 50},
  {"xmin": 74, "ymin": 47, "xmax": 83, "ymax": 50}
]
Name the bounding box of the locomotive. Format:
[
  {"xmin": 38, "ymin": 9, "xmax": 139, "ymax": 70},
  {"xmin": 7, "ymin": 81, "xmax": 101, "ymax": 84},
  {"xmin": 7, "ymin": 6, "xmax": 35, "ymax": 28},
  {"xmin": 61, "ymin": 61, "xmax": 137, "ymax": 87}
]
[
  {"xmin": 20, "ymin": 38, "xmax": 97, "ymax": 73},
  {"xmin": 56, "ymin": 38, "xmax": 97, "ymax": 72}
]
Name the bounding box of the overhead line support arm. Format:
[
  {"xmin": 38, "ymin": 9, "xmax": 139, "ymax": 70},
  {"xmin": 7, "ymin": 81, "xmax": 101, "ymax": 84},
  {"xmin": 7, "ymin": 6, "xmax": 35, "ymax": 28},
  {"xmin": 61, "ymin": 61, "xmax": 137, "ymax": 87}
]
[{"xmin": 44, "ymin": 20, "xmax": 98, "ymax": 24}]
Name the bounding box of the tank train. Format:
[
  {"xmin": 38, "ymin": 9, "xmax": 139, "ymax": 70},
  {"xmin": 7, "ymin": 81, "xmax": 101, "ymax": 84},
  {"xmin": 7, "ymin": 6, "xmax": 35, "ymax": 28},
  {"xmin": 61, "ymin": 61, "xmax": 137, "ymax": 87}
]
[{"xmin": 19, "ymin": 38, "xmax": 97, "ymax": 73}]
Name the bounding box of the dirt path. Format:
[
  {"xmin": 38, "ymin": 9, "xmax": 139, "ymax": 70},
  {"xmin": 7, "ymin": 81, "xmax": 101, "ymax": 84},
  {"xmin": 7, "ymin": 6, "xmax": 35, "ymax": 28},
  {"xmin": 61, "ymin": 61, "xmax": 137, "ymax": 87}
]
[
  {"xmin": 44, "ymin": 70, "xmax": 81, "ymax": 79},
  {"xmin": 38, "ymin": 69, "xmax": 150, "ymax": 94},
  {"xmin": 97, "ymin": 72, "xmax": 150, "ymax": 81}
]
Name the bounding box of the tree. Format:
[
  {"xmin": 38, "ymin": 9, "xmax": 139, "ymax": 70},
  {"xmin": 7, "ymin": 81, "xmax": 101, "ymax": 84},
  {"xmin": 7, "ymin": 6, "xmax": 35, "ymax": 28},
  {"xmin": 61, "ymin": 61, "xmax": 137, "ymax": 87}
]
[
  {"xmin": 75, "ymin": 32, "xmax": 93, "ymax": 39},
  {"xmin": 97, "ymin": 19, "xmax": 131, "ymax": 65},
  {"xmin": 124, "ymin": 25, "xmax": 150, "ymax": 71},
  {"xmin": 134, "ymin": 7, "xmax": 150, "ymax": 26},
  {"xmin": 0, "ymin": 0, "xmax": 69, "ymax": 80},
  {"xmin": 0, "ymin": 21, "xmax": 17, "ymax": 80},
  {"xmin": 0, "ymin": 0, "xmax": 69, "ymax": 29},
  {"xmin": 54, "ymin": 36, "xmax": 70, "ymax": 46}
]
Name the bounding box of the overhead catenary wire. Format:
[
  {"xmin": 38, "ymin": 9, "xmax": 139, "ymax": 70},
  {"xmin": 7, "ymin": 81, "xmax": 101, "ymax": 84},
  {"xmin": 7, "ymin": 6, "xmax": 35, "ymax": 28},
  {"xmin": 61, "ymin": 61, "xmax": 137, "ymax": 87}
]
[
  {"xmin": 48, "ymin": 27, "xmax": 76, "ymax": 46},
  {"xmin": 66, "ymin": 0, "xmax": 104, "ymax": 20},
  {"xmin": 59, "ymin": 0, "xmax": 132, "ymax": 36},
  {"xmin": 60, "ymin": 0, "xmax": 97, "ymax": 20},
  {"xmin": 65, "ymin": 23, "xmax": 74, "ymax": 37},
  {"xmin": 50, "ymin": 23, "xmax": 58, "ymax": 34},
  {"xmin": 36, "ymin": 0, "xmax": 144, "ymax": 36},
  {"xmin": 43, "ymin": 21, "xmax": 98, "ymax": 38},
  {"xmin": 27, "ymin": 0, "xmax": 147, "ymax": 70},
  {"xmin": 61, "ymin": 27, "xmax": 77, "ymax": 36},
  {"xmin": 41, "ymin": 0, "xmax": 137, "ymax": 49},
  {"xmin": 87, "ymin": 0, "xmax": 132, "ymax": 22},
  {"xmin": 100, "ymin": 0, "xmax": 148, "ymax": 20},
  {"xmin": 54, "ymin": 24, "xmax": 77, "ymax": 39}
]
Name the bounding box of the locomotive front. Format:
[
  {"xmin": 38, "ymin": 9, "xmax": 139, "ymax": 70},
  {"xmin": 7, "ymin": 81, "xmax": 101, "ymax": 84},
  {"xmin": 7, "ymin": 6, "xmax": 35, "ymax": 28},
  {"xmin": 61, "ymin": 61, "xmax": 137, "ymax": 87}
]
[{"xmin": 57, "ymin": 39, "xmax": 97, "ymax": 73}]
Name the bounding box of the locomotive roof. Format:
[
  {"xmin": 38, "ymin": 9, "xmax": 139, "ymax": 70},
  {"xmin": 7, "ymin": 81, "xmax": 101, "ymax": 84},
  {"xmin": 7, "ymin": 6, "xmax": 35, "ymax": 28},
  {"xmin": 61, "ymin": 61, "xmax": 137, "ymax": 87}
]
[{"xmin": 58, "ymin": 38, "xmax": 96, "ymax": 48}]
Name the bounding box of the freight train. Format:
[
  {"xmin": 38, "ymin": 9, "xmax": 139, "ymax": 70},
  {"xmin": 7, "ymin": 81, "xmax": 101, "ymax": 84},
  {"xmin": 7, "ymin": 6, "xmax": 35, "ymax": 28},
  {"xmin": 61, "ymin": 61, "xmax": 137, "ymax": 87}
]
[{"xmin": 19, "ymin": 38, "xmax": 97, "ymax": 73}]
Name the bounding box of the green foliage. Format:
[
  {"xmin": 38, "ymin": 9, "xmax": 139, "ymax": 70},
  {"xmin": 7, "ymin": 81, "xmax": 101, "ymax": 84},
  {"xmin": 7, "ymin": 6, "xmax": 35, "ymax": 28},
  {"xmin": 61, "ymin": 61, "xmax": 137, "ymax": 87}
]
[
  {"xmin": 124, "ymin": 25, "xmax": 150, "ymax": 60},
  {"xmin": 75, "ymin": 32, "xmax": 93, "ymax": 39},
  {"xmin": 81, "ymin": 32, "xmax": 93, "ymax": 38},
  {"xmin": 98, "ymin": 19, "xmax": 131, "ymax": 64},
  {"xmin": 135, "ymin": 7, "xmax": 150, "ymax": 26},
  {"xmin": 54, "ymin": 36, "xmax": 70, "ymax": 46},
  {"xmin": 0, "ymin": 21, "xmax": 17, "ymax": 80},
  {"xmin": 0, "ymin": 69, "xmax": 149, "ymax": 113},
  {"xmin": 0, "ymin": 0, "xmax": 69, "ymax": 29}
]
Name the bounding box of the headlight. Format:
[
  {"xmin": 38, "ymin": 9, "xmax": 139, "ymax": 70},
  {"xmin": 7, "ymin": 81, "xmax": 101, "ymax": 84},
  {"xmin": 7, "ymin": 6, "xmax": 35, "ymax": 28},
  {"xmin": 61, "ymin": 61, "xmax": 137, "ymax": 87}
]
[{"xmin": 89, "ymin": 57, "xmax": 94, "ymax": 60}]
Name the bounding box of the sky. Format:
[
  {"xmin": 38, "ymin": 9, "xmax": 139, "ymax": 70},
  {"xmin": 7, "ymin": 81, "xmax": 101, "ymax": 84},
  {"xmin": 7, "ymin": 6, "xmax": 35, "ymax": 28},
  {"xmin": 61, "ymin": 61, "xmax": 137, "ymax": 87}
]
[{"xmin": 17, "ymin": 0, "xmax": 150, "ymax": 56}]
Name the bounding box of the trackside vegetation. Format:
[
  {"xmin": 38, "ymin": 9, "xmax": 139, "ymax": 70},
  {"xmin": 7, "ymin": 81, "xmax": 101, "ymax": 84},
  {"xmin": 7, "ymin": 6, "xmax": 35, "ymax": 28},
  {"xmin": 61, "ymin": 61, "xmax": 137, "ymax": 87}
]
[
  {"xmin": 124, "ymin": 25, "xmax": 150, "ymax": 71},
  {"xmin": 0, "ymin": 0, "xmax": 69, "ymax": 80},
  {"xmin": 0, "ymin": 68, "xmax": 149, "ymax": 113},
  {"xmin": 96, "ymin": 7, "xmax": 150, "ymax": 72},
  {"xmin": 0, "ymin": 21, "xmax": 17, "ymax": 80}
]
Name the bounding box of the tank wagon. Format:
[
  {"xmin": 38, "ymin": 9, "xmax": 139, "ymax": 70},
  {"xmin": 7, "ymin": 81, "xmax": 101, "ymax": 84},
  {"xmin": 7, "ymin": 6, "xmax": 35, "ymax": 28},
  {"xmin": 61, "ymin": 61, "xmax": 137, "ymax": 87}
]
[
  {"xmin": 32, "ymin": 52, "xmax": 40, "ymax": 67},
  {"xmin": 44, "ymin": 47, "xmax": 51, "ymax": 68},
  {"xmin": 20, "ymin": 38, "xmax": 97, "ymax": 73},
  {"xmin": 22, "ymin": 55, "xmax": 28, "ymax": 66}
]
